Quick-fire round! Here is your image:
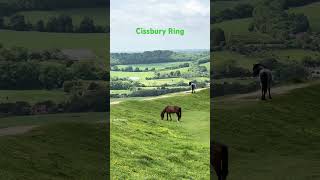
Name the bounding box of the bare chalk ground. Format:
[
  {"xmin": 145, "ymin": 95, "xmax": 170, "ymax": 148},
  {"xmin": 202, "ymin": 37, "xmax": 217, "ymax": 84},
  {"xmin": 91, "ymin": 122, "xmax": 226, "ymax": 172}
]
[{"xmin": 0, "ymin": 125, "xmax": 38, "ymax": 137}]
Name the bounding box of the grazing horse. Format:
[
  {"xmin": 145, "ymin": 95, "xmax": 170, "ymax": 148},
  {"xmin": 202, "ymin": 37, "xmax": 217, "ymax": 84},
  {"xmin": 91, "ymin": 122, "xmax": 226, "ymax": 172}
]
[
  {"xmin": 211, "ymin": 141, "xmax": 228, "ymax": 180},
  {"xmin": 189, "ymin": 82, "xmax": 196, "ymax": 93},
  {"xmin": 160, "ymin": 106, "xmax": 181, "ymax": 121},
  {"xmin": 253, "ymin": 64, "xmax": 272, "ymax": 100}
]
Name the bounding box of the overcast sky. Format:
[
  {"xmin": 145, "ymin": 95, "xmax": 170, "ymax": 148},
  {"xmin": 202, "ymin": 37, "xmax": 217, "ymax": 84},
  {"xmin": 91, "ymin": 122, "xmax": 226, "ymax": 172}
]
[{"xmin": 110, "ymin": 0, "xmax": 210, "ymax": 52}]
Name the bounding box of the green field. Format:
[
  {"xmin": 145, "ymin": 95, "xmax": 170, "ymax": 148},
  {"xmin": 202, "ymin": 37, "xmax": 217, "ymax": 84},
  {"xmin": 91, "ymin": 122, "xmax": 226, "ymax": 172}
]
[
  {"xmin": 214, "ymin": 49, "xmax": 320, "ymax": 70},
  {"xmin": 0, "ymin": 112, "xmax": 107, "ymax": 179},
  {"xmin": 213, "ymin": 18, "xmax": 276, "ymax": 44},
  {"xmin": 213, "ymin": 83, "xmax": 320, "ymax": 179},
  {"xmin": 18, "ymin": 8, "xmax": 108, "ymax": 27},
  {"xmin": 0, "ymin": 90, "xmax": 68, "ymax": 104},
  {"xmin": 212, "ymin": 0, "xmax": 261, "ymax": 15},
  {"xmin": 289, "ymin": 2, "xmax": 320, "ymax": 32},
  {"xmin": 111, "ymin": 89, "xmax": 210, "ymax": 179},
  {"xmin": 0, "ymin": 30, "xmax": 107, "ymax": 51},
  {"xmin": 116, "ymin": 61, "xmax": 192, "ymax": 71},
  {"xmin": 111, "ymin": 52, "xmax": 210, "ymax": 98}
]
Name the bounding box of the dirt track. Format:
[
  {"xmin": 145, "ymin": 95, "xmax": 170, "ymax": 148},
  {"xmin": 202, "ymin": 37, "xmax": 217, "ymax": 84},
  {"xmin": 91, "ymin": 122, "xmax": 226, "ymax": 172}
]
[
  {"xmin": 215, "ymin": 82, "xmax": 317, "ymax": 102},
  {"xmin": 111, "ymin": 88, "xmax": 208, "ymax": 105},
  {"xmin": 0, "ymin": 125, "xmax": 38, "ymax": 137}
]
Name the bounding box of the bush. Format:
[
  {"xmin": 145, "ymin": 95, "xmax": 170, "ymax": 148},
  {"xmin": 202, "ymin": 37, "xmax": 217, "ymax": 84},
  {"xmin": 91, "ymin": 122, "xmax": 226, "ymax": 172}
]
[{"xmin": 0, "ymin": 101, "xmax": 33, "ymax": 115}]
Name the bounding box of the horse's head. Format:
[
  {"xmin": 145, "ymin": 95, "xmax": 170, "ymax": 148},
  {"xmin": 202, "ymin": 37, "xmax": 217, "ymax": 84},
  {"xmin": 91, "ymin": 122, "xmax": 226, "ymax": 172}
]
[
  {"xmin": 160, "ymin": 111, "xmax": 165, "ymax": 120},
  {"xmin": 252, "ymin": 64, "xmax": 265, "ymax": 77}
]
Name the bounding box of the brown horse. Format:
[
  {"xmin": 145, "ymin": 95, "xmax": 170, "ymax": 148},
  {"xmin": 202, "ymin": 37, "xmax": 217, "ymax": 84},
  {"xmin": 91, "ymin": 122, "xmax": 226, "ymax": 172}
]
[
  {"xmin": 160, "ymin": 106, "xmax": 181, "ymax": 121},
  {"xmin": 211, "ymin": 141, "xmax": 228, "ymax": 180}
]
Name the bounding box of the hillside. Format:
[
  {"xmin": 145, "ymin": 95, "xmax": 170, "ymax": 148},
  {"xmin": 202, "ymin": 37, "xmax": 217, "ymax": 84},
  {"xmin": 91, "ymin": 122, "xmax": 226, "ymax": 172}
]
[
  {"xmin": 0, "ymin": 112, "xmax": 107, "ymax": 179},
  {"xmin": 111, "ymin": 89, "xmax": 210, "ymax": 179},
  {"xmin": 212, "ymin": 83, "xmax": 320, "ymax": 179},
  {"xmin": 289, "ymin": 1, "xmax": 320, "ymax": 32}
]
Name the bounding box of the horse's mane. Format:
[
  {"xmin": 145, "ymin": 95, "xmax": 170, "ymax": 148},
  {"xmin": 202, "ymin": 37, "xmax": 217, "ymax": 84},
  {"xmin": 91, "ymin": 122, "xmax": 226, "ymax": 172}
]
[{"xmin": 253, "ymin": 63, "xmax": 267, "ymax": 77}]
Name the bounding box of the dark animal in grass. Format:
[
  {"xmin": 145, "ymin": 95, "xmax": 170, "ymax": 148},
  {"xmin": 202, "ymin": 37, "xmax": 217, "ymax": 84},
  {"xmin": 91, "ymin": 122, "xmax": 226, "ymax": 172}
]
[
  {"xmin": 189, "ymin": 82, "xmax": 196, "ymax": 93},
  {"xmin": 160, "ymin": 106, "xmax": 181, "ymax": 122},
  {"xmin": 211, "ymin": 141, "xmax": 228, "ymax": 180},
  {"xmin": 253, "ymin": 64, "xmax": 272, "ymax": 100}
]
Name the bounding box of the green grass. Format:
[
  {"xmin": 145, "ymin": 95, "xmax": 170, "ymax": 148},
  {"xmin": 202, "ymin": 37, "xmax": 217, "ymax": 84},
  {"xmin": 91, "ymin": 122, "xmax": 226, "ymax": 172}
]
[
  {"xmin": 214, "ymin": 49, "xmax": 320, "ymax": 71},
  {"xmin": 214, "ymin": 50, "xmax": 259, "ymax": 69},
  {"xmin": 111, "ymin": 71, "xmax": 154, "ymax": 80},
  {"xmin": 111, "ymin": 89, "xmax": 210, "ymax": 179},
  {"xmin": 289, "ymin": 2, "xmax": 320, "ymax": 32},
  {"xmin": 0, "ymin": 112, "xmax": 105, "ymax": 128},
  {"xmin": 214, "ymin": 77, "xmax": 253, "ymax": 85},
  {"xmin": 18, "ymin": 8, "xmax": 108, "ymax": 27},
  {"xmin": 115, "ymin": 61, "xmax": 191, "ymax": 71},
  {"xmin": 213, "ymin": 18, "xmax": 276, "ymax": 44},
  {"xmin": 0, "ymin": 90, "xmax": 68, "ymax": 104},
  {"xmin": 0, "ymin": 30, "xmax": 108, "ymax": 52},
  {"xmin": 213, "ymin": 83, "xmax": 320, "ymax": 179},
  {"xmin": 212, "ymin": 0, "xmax": 261, "ymax": 15},
  {"xmin": 0, "ymin": 112, "xmax": 107, "ymax": 179}
]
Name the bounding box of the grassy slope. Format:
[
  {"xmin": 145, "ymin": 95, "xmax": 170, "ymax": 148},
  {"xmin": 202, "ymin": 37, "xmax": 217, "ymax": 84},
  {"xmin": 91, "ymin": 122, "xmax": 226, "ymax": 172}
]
[
  {"xmin": 111, "ymin": 89, "xmax": 210, "ymax": 179},
  {"xmin": 19, "ymin": 8, "xmax": 108, "ymax": 27},
  {"xmin": 289, "ymin": 2, "xmax": 320, "ymax": 32},
  {"xmin": 213, "ymin": 83, "xmax": 320, "ymax": 179},
  {"xmin": 0, "ymin": 30, "xmax": 108, "ymax": 55},
  {"xmin": 0, "ymin": 112, "xmax": 107, "ymax": 179}
]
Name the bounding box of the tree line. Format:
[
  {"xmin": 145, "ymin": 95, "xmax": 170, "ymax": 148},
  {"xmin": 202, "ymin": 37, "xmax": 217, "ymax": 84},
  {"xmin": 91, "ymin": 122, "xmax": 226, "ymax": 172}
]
[
  {"xmin": 111, "ymin": 50, "xmax": 201, "ymax": 65},
  {"xmin": 0, "ymin": 0, "xmax": 108, "ymax": 16},
  {"xmin": 0, "ymin": 46, "xmax": 108, "ymax": 90},
  {"xmin": 0, "ymin": 14, "xmax": 109, "ymax": 33},
  {"xmin": 212, "ymin": 0, "xmax": 320, "ymax": 24}
]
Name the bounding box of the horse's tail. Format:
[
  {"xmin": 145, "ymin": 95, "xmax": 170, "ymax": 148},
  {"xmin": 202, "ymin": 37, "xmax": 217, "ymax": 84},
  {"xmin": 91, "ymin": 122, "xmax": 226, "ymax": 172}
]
[
  {"xmin": 221, "ymin": 145, "xmax": 229, "ymax": 177},
  {"xmin": 179, "ymin": 108, "xmax": 182, "ymax": 119}
]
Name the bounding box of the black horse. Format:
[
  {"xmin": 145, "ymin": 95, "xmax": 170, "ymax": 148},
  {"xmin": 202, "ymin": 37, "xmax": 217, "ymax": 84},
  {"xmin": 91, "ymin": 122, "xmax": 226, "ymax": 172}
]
[
  {"xmin": 253, "ymin": 64, "xmax": 272, "ymax": 100},
  {"xmin": 189, "ymin": 82, "xmax": 196, "ymax": 93},
  {"xmin": 211, "ymin": 141, "xmax": 228, "ymax": 180}
]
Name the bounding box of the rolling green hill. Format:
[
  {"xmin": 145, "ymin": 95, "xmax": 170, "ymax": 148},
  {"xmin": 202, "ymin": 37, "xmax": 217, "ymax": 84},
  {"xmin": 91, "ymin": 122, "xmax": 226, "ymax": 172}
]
[
  {"xmin": 213, "ymin": 83, "xmax": 320, "ymax": 179},
  {"xmin": 0, "ymin": 112, "xmax": 107, "ymax": 179},
  {"xmin": 111, "ymin": 89, "xmax": 210, "ymax": 179},
  {"xmin": 289, "ymin": 2, "xmax": 320, "ymax": 32}
]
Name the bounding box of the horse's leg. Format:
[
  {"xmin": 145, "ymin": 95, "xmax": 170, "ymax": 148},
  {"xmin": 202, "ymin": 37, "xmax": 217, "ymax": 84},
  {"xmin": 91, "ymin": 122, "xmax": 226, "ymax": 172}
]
[
  {"xmin": 268, "ymin": 87, "xmax": 272, "ymax": 99},
  {"xmin": 167, "ymin": 113, "xmax": 168, "ymax": 121},
  {"xmin": 176, "ymin": 112, "xmax": 179, "ymax": 121},
  {"xmin": 169, "ymin": 113, "xmax": 172, "ymax": 120}
]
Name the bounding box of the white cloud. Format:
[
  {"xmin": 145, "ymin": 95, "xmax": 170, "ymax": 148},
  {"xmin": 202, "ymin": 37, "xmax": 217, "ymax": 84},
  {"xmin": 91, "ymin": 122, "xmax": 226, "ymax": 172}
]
[{"xmin": 110, "ymin": 0, "xmax": 210, "ymax": 52}]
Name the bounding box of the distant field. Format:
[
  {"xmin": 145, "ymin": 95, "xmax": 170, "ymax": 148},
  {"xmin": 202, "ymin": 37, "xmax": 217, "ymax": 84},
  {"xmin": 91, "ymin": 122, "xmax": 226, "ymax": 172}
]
[
  {"xmin": 213, "ymin": 18, "xmax": 276, "ymax": 44},
  {"xmin": 212, "ymin": 0, "xmax": 261, "ymax": 15},
  {"xmin": 214, "ymin": 50, "xmax": 258, "ymax": 69},
  {"xmin": 0, "ymin": 90, "xmax": 68, "ymax": 104},
  {"xmin": 289, "ymin": 2, "xmax": 320, "ymax": 32},
  {"xmin": 116, "ymin": 61, "xmax": 191, "ymax": 71},
  {"xmin": 111, "ymin": 71, "xmax": 154, "ymax": 80},
  {"xmin": 0, "ymin": 30, "xmax": 108, "ymax": 50},
  {"xmin": 18, "ymin": 8, "xmax": 108, "ymax": 27},
  {"xmin": 214, "ymin": 49, "xmax": 320, "ymax": 70},
  {"xmin": 214, "ymin": 77, "xmax": 254, "ymax": 85}
]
